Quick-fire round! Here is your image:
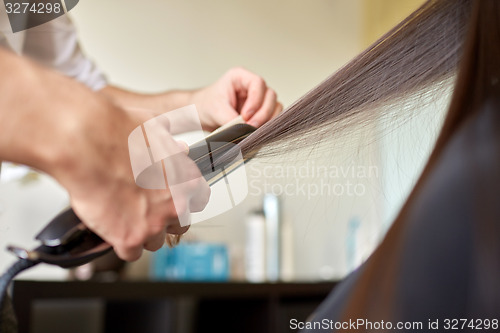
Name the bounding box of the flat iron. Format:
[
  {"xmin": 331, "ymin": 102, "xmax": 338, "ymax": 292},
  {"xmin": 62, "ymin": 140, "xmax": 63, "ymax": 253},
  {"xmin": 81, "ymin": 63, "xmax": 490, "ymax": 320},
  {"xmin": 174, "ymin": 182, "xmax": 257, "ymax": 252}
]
[{"xmin": 6, "ymin": 121, "xmax": 256, "ymax": 268}]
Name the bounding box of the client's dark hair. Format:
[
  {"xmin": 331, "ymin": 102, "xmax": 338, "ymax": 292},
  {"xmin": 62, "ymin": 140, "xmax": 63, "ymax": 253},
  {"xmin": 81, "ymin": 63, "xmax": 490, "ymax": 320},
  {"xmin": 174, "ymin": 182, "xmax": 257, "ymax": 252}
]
[
  {"xmin": 237, "ymin": 0, "xmax": 500, "ymax": 322},
  {"xmin": 240, "ymin": 0, "xmax": 472, "ymax": 157}
]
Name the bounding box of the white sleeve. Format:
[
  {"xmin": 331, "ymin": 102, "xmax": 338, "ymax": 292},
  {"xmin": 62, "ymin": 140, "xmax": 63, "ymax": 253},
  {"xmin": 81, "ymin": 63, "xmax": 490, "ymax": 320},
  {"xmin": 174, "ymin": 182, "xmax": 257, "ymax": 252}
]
[{"xmin": 22, "ymin": 15, "xmax": 107, "ymax": 91}]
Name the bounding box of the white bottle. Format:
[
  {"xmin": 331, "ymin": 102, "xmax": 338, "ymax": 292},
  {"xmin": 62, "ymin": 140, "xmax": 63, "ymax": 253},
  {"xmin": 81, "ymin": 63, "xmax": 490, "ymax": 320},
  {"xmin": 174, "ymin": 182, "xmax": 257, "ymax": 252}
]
[
  {"xmin": 263, "ymin": 194, "xmax": 281, "ymax": 282},
  {"xmin": 245, "ymin": 210, "xmax": 266, "ymax": 282}
]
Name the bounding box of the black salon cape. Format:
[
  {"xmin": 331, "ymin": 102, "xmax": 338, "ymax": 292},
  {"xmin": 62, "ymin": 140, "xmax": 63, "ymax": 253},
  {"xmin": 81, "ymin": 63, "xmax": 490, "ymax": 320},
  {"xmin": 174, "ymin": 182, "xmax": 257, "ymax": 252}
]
[{"xmin": 303, "ymin": 101, "xmax": 500, "ymax": 332}]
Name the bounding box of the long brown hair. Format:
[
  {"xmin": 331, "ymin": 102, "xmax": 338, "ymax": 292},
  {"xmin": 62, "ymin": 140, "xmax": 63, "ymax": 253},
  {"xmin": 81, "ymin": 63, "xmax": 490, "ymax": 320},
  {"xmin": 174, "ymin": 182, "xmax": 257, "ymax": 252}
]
[
  {"xmin": 239, "ymin": 0, "xmax": 472, "ymax": 158},
  {"xmin": 236, "ymin": 0, "xmax": 500, "ymax": 321}
]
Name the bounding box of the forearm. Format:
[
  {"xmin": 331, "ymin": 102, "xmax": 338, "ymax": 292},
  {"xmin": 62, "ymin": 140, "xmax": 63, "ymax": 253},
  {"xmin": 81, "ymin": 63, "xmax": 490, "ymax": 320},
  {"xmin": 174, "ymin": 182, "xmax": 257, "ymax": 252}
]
[
  {"xmin": 99, "ymin": 85, "xmax": 191, "ymax": 111},
  {"xmin": 0, "ymin": 49, "xmax": 64, "ymax": 171},
  {"xmin": 0, "ymin": 49, "xmax": 109, "ymax": 177},
  {"xmin": 98, "ymin": 85, "xmax": 204, "ymax": 134}
]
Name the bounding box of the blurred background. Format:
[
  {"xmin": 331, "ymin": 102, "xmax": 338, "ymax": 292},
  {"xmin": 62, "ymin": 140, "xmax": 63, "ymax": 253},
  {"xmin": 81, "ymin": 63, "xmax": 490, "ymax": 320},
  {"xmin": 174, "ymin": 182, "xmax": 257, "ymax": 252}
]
[{"xmin": 0, "ymin": 0, "xmax": 449, "ymax": 284}]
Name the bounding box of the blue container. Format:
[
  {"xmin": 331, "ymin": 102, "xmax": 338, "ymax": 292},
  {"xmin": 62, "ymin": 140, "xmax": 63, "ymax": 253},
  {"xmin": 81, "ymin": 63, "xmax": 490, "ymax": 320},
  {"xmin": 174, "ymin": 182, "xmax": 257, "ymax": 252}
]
[{"xmin": 151, "ymin": 242, "xmax": 230, "ymax": 281}]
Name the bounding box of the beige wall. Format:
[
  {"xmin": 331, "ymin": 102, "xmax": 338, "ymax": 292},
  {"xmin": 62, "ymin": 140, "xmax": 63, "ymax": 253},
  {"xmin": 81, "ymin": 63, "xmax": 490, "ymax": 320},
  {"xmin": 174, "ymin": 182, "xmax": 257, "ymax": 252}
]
[
  {"xmin": 71, "ymin": 0, "xmax": 363, "ymax": 107},
  {"xmin": 362, "ymin": 0, "xmax": 425, "ymax": 46}
]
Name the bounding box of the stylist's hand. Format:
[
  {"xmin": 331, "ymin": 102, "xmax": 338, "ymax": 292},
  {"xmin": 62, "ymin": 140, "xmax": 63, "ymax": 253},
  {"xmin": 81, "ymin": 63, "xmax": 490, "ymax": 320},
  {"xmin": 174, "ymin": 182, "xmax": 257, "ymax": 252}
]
[
  {"xmin": 190, "ymin": 67, "xmax": 283, "ymax": 131},
  {"xmin": 0, "ymin": 49, "xmax": 208, "ymax": 262},
  {"xmin": 52, "ymin": 99, "xmax": 210, "ymax": 261}
]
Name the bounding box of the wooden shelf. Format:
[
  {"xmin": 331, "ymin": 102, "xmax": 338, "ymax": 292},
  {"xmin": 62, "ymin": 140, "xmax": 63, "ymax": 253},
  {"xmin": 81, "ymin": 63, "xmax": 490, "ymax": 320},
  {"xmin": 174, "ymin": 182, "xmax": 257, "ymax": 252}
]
[{"xmin": 13, "ymin": 280, "xmax": 337, "ymax": 333}]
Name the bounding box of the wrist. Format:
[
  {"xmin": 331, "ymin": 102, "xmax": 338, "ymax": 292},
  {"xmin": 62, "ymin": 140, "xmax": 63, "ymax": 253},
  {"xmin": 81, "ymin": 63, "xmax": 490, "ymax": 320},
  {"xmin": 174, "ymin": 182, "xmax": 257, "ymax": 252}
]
[
  {"xmin": 157, "ymin": 89, "xmax": 211, "ymax": 133},
  {"xmin": 50, "ymin": 100, "xmax": 137, "ymax": 193},
  {"xmin": 159, "ymin": 89, "xmax": 194, "ymax": 111}
]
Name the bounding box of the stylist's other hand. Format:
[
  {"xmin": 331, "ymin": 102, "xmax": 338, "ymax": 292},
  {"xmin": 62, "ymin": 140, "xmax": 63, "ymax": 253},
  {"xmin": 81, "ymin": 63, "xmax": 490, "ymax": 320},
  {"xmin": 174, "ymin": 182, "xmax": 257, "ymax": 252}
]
[
  {"xmin": 191, "ymin": 67, "xmax": 283, "ymax": 131},
  {"xmin": 52, "ymin": 101, "xmax": 210, "ymax": 261}
]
